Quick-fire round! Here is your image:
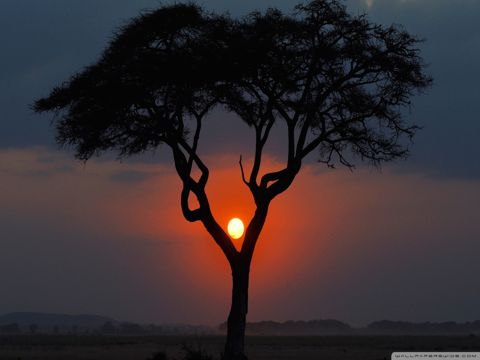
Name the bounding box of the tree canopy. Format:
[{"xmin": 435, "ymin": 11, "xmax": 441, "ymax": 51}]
[
  {"xmin": 35, "ymin": 1, "xmax": 431, "ymax": 177},
  {"xmin": 35, "ymin": 4, "xmax": 227, "ymax": 158}
]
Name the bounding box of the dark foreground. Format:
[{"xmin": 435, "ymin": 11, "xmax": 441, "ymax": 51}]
[{"xmin": 1, "ymin": 334, "xmax": 480, "ymax": 360}]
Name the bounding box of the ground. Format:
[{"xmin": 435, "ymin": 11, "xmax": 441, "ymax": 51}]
[{"xmin": 1, "ymin": 335, "xmax": 480, "ymax": 359}]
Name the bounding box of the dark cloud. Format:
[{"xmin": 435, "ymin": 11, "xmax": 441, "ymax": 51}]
[
  {"xmin": 348, "ymin": 0, "xmax": 480, "ymax": 178},
  {"xmin": 109, "ymin": 170, "xmax": 159, "ymax": 183},
  {"xmin": 0, "ymin": 0, "xmax": 158, "ymax": 147},
  {"xmin": 1, "ymin": 0, "xmax": 478, "ymax": 178}
]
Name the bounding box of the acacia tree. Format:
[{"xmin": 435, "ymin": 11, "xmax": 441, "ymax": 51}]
[{"xmin": 34, "ymin": 1, "xmax": 431, "ymax": 359}]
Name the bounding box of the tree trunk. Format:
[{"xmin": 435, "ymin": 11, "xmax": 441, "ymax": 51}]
[{"xmin": 223, "ymin": 263, "xmax": 250, "ymax": 360}]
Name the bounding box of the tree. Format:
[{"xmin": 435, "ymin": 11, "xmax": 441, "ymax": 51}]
[
  {"xmin": 29, "ymin": 323, "xmax": 39, "ymax": 334},
  {"xmin": 0, "ymin": 323, "xmax": 21, "ymax": 334},
  {"xmin": 34, "ymin": 1, "xmax": 431, "ymax": 359},
  {"xmin": 100, "ymin": 321, "xmax": 116, "ymax": 334}
]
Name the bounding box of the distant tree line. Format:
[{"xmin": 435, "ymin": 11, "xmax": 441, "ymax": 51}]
[
  {"xmin": 99, "ymin": 321, "xmax": 213, "ymax": 335},
  {"xmin": 220, "ymin": 320, "xmax": 480, "ymax": 336},
  {"xmin": 0, "ymin": 323, "xmax": 21, "ymax": 334},
  {"xmin": 3, "ymin": 319, "xmax": 480, "ymax": 336},
  {"xmin": 0, "ymin": 321, "xmax": 213, "ymax": 335},
  {"xmin": 0, "ymin": 323, "xmax": 80, "ymax": 334},
  {"xmin": 365, "ymin": 320, "xmax": 480, "ymax": 335}
]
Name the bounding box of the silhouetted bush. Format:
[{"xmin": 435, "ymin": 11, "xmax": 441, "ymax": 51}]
[
  {"xmin": 146, "ymin": 351, "xmax": 169, "ymax": 360},
  {"xmin": 146, "ymin": 346, "xmax": 214, "ymax": 360},
  {"xmin": 182, "ymin": 344, "xmax": 214, "ymax": 360}
]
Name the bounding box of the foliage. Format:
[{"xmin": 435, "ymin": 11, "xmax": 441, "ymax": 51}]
[
  {"xmin": 182, "ymin": 344, "xmax": 214, "ymax": 360},
  {"xmin": 35, "ymin": 4, "xmax": 230, "ymax": 160},
  {"xmin": 147, "ymin": 351, "xmax": 169, "ymax": 360},
  {"xmin": 34, "ymin": 1, "xmax": 431, "ymax": 168},
  {"xmin": 146, "ymin": 345, "xmax": 215, "ymax": 360}
]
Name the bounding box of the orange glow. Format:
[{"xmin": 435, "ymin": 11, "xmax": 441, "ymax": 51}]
[
  {"xmin": 228, "ymin": 218, "xmax": 245, "ymax": 239},
  {"xmin": 4, "ymin": 149, "xmax": 480, "ymax": 323}
]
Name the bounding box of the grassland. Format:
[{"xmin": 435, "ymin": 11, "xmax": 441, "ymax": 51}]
[{"xmin": 1, "ymin": 334, "xmax": 480, "ymax": 359}]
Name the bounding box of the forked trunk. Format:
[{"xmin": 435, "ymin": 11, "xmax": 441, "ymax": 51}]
[{"xmin": 223, "ymin": 263, "xmax": 250, "ymax": 360}]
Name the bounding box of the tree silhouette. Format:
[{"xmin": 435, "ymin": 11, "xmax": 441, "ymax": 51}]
[
  {"xmin": 29, "ymin": 323, "xmax": 39, "ymax": 334},
  {"xmin": 34, "ymin": 1, "xmax": 431, "ymax": 359}
]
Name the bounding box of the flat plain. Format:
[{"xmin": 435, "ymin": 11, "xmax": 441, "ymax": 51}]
[{"xmin": 1, "ymin": 335, "xmax": 480, "ymax": 360}]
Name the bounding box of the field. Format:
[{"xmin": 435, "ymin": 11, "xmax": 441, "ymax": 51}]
[{"xmin": 1, "ymin": 335, "xmax": 480, "ymax": 360}]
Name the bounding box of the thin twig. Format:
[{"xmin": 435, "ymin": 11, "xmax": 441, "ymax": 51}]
[{"xmin": 239, "ymin": 155, "xmax": 249, "ymax": 186}]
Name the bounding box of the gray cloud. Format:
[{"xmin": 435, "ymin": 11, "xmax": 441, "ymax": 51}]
[
  {"xmin": 352, "ymin": 0, "xmax": 480, "ymax": 178},
  {"xmin": 109, "ymin": 170, "xmax": 159, "ymax": 183},
  {"xmin": 20, "ymin": 165, "xmax": 74, "ymax": 178},
  {"xmin": 1, "ymin": 0, "xmax": 478, "ymax": 179}
]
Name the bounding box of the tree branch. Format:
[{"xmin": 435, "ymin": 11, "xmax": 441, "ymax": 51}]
[
  {"xmin": 248, "ymin": 100, "xmax": 275, "ymax": 188},
  {"xmin": 239, "ymin": 155, "xmax": 249, "ymax": 187},
  {"xmin": 178, "ymin": 138, "xmax": 209, "ymax": 188},
  {"xmin": 170, "ymin": 142, "xmax": 239, "ymax": 264},
  {"xmin": 240, "ymin": 203, "xmax": 269, "ymax": 260},
  {"xmin": 180, "ymin": 183, "xmax": 203, "ymax": 222},
  {"xmin": 295, "ymin": 64, "xmax": 367, "ymax": 158},
  {"xmin": 187, "ymin": 112, "xmax": 203, "ymax": 174}
]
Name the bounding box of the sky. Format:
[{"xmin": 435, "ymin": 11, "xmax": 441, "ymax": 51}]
[{"xmin": 0, "ymin": 0, "xmax": 479, "ymax": 327}]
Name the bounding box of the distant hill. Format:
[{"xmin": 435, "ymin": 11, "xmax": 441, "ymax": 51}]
[{"xmin": 0, "ymin": 312, "xmax": 114, "ymax": 332}]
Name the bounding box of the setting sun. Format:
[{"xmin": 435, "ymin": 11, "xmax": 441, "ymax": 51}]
[{"xmin": 227, "ymin": 218, "xmax": 245, "ymax": 239}]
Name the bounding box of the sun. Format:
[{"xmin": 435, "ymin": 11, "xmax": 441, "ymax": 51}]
[{"xmin": 227, "ymin": 218, "xmax": 245, "ymax": 239}]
